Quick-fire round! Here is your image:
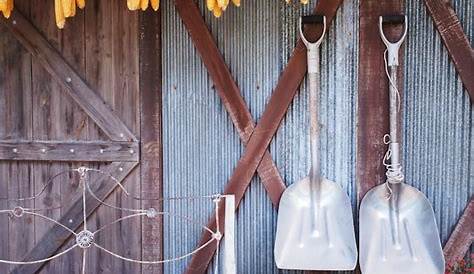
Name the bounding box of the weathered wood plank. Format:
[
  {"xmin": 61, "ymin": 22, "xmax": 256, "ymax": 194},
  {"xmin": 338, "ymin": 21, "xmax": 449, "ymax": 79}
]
[
  {"xmin": 108, "ymin": 3, "xmax": 142, "ymax": 273},
  {"xmin": 357, "ymin": 0, "xmax": 405, "ymax": 202},
  {"xmin": 185, "ymin": 1, "xmax": 343, "ymax": 272},
  {"xmin": 139, "ymin": 9, "xmax": 163, "ymax": 274},
  {"xmin": 0, "ymin": 1, "xmax": 34, "ymax": 271},
  {"xmin": 11, "ymin": 161, "xmax": 138, "ymax": 274},
  {"xmin": 423, "ymin": 0, "xmax": 474, "ymax": 101},
  {"xmin": 28, "ymin": 2, "xmax": 63, "ymax": 273},
  {"xmin": 0, "ymin": 11, "xmax": 137, "ymax": 142},
  {"xmin": 174, "ymin": 0, "xmax": 286, "ymax": 207},
  {"xmin": 83, "ymin": 1, "xmax": 115, "ymax": 272},
  {"xmin": 0, "ymin": 140, "xmax": 139, "ymax": 162},
  {"xmin": 443, "ymin": 198, "xmax": 474, "ymax": 266}
]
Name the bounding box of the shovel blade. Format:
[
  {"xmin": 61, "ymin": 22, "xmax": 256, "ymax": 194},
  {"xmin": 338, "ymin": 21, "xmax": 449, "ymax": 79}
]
[
  {"xmin": 359, "ymin": 183, "xmax": 445, "ymax": 274},
  {"xmin": 274, "ymin": 177, "xmax": 357, "ymax": 270}
]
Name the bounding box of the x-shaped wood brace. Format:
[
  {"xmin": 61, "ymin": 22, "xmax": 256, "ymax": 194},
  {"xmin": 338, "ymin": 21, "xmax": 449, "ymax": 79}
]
[{"xmin": 174, "ymin": 0, "xmax": 343, "ymax": 272}]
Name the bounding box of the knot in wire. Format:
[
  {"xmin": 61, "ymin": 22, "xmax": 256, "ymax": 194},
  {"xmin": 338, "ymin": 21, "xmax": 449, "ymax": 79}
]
[{"xmin": 383, "ymin": 134, "xmax": 404, "ymax": 199}]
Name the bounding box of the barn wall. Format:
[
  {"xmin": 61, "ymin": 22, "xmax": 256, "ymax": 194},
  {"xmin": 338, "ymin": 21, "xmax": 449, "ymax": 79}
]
[
  {"xmin": 162, "ymin": 0, "xmax": 473, "ymax": 273},
  {"xmin": 0, "ymin": 0, "xmax": 142, "ymax": 273},
  {"xmin": 0, "ymin": 0, "xmax": 472, "ymax": 273}
]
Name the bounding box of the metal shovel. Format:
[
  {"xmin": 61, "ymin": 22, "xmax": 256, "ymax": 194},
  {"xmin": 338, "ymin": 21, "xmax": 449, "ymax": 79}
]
[
  {"xmin": 274, "ymin": 15, "xmax": 357, "ymax": 271},
  {"xmin": 359, "ymin": 15, "xmax": 445, "ymax": 274}
]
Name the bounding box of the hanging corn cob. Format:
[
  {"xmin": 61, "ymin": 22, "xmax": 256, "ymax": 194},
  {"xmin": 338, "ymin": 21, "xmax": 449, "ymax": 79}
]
[
  {"xmin": 127, "ymin": 0, "xmax": 159, "ymax": 12},
  {"xmin": 0, "ymin": 0, "xmax": 13, "ymax": 19}
]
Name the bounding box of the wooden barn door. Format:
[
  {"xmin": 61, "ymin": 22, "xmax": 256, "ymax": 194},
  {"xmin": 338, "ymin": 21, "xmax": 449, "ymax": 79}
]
[{"xmin": 0, "ymin": 1, "xmax": 162, "ymax": 274}]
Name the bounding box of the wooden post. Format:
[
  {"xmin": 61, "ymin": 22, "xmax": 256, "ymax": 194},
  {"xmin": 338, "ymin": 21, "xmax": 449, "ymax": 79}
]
[
  {"xmin": 139, "ymin": 8, "xmax": 163, "ymax": 274},
  {"xmin": 357, "ymin": 0, "xmax": 405, "ymax": 202},
  {"xmin": 423, "ymin": 0, "xmax": 474, "ymax": 101}
]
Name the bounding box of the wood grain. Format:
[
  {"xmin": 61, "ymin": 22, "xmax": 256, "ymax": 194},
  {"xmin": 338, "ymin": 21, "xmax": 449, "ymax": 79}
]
[
  {"xmin": 0, "ymin": 140, "xmax": 139, "ymax": 162},
  {"xmin": 139, "ymin": 9, "xmax": 163, "ymax": 274},
  {"xmin": 11, "ymin": 162, "xmax": 138, "ymax": 274},
  {"xmin": 443, "ymin": 198, "xmax": 474, "ymax": 266},
  {"xmin": 0, "ymin": 11, "xmax": 137, "ymax": 142},
  {"xmin": 175, "ymin": 0, "xmax": 286, "ymax": 207},
  {"xmin": 185, "ymin": 0, "xmax": 343, "ymax": 272},
  {"xmin": 423, "ymin": 0, "xmax": 474, "ymax": 102},
  {"xmin": 357, "ymin": 0, "xmax": 405, "ymax": 202}
]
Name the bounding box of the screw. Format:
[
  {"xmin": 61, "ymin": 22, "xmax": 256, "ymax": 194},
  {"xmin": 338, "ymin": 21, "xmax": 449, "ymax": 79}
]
[
  {"xmin": 12, "ymin": 148, "xmax": 18, "ymax": 153},
  {"xmin": 41, "ymin": 148, "xmax": 46, "ymax": 153},
  {"xmin": 12, "ymin": 20, "xmax": 17, "ymax": 25},
  {"xmin": 118, "ymin": 167, "xmax": 123, "ymax": 172},
  {"xmin": 99, "ymin": 149, "xmax": 104, "ymax": 154},
  {"xmin": 69, "ymin": 219, "xmax": 73, "ymax": 223},
  {"xmin": 66, "ymin": 77, "xmax": 72, "ymax": 83},
  {"xmin": 70, "ymin": 149, "xmax": 75, "ymax": 153},
  {"xmin": 129, "ymin": 149, "xmax": 134, "ymax": 154}
]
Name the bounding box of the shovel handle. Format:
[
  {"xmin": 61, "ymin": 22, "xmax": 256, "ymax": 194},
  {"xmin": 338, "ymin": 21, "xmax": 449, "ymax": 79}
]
[
  {"xmin": 379, "ymin": 15, "xmax": 407, "ymax": 66},
  {"xmin": 299, "ymin": 15, "xmax": 326, "ymax": 182}
]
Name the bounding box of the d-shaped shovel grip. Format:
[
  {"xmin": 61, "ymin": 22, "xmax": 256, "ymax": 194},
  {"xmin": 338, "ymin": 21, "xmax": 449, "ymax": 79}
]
[
  {"xmin": 299, "ymin": 15, "xmax": 326, "ymax": 74},
  {"xmin": 379, "ymin": 15, "xmax": 407, "ymax": 66}
]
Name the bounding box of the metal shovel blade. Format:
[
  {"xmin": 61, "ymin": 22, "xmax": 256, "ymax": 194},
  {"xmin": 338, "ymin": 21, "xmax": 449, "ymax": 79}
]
[
  {"xmin": 274, "ymin": 177, "xmax": 358, "ymax": 270},
  {"xmin": 359, "ymin": 183, "xmax": 445, "ymax": 274}
]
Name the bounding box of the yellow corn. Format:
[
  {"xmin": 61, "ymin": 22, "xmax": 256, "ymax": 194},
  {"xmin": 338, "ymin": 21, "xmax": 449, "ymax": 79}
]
[
  {"xmin": 206, "ymin": 0, "xmax": 215, "ymax": 11},
  {"xmin": 150, "ymin": 0, "xmax": 159, "ymax": 10},
  {"xmin": 0, "ymin": 0, "xmax": 7, "ymax": 15},
  {"xmin": 231, "ymin": 0, "xmax": 240, "ymax": 7},
  {"xmin": 212, "ymin": 5, "xmax": 222, "ymax": 17},
  {"xmin": 300, "ymin": 0, "xmax": 308, "ymax": 4},
  {"xmin": 76, "ymin": 0, "xmax": 85, "ymax": 9},
  {"xmin": 62, "ymin": 0, "xmax": 72, "ymax": 17},
  {"xmin": 127, "ymin": 0, "xmax": 140, "ymax": 10},
  {"xmin": 140, "ymin": 0, "xmax": 149, "ymax": 11},
  {"xmin": 70, "ymin": 0, "xmax": 76, "ymax": 17},
  {"xmin": 55, "ymin": 0, "xmax": 66, "ymax": 29},
  {"xmin": 217, "ymin": 0, "xmax": 228, "ymax": 10}
]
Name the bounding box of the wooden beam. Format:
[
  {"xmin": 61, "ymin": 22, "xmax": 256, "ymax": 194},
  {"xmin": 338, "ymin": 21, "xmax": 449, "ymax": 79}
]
[
  {"xmin": 423, "ymin": 0, "xmax": 474, "ymax": 102},
  {"xmin": 11, "ymin": 161, "xmax": 138, "ymax": 274},
  {"xmin": 185, "ymin": 1, "xmax": 343, "ymax": 272},
  {"xmin": 0, "ymin": 11, "xmax": 137, "ymax": 142},
  {"xmin": 139, "ymin": 8, "xmax": 163, "ymax": 274},
  {"xmin": 443, "ymin": 198, "xmax": 474, "ymax": 266},
  {"xmin": 357, "ymin": 0, "xmax": 405, "ymax": 202},
  {"xmin": 174, "ymin": 0, "xmax": 285, "ymax": 206},
  {"xmin": 0, "ymin": 140, "xmax": 139, "ymax": 162}
]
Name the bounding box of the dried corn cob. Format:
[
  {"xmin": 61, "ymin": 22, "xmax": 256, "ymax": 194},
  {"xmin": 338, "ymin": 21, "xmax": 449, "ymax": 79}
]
[
  {"xmin": 217, "ymin": 0, "xmax": 228, "ymax": 10},
  {"xmin": 206, "ymin": 0, "xmax": 216, "ymax": 11},
  {"xmin": 127, "ymin": 0, "xmax": 140, "ymax": 10},
  {"xmin": 62, "ymin": 0, "xmax": 73, "ymax": 17},
  {"xmin": 231, "ymin": 0, "xmax": 240, "ymax": 7},
  {"xmin": 0, "ymin": 0, "xmax": 8, "ymax": 18},
  {"xmin": 300, "ymin": 0, "xmax": 308, "ymax": 4},
  {"xmin": 150, "ymin": 0, "xmax": 159, "ymax": 10},
  {"xmin": 55, "ymin": 0, "xmax": 66, "ymax": 29},
  {"xmin": 212, "ymin": 5, "xmax": 222, "ymax": 17},
  {"xmin": 2, "ymin": 0, "xmax": 12, "ymax": 18},
  {"xmin": 140, "ymin": 0, "xmax": 149, "ymax": 11},
  {"xmin": 76, "ymin": 0, "xmax": 85, "ymax": 9}
]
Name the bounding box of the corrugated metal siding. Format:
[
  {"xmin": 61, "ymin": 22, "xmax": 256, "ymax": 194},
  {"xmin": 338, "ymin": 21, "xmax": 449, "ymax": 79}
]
[
  {"xmin": 162, "ymin": 0, "xmax": 472, "ymax": 273},
  {"xmin": 403, "ymin": 0, "xmax": 473, "ymax": 246}
]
